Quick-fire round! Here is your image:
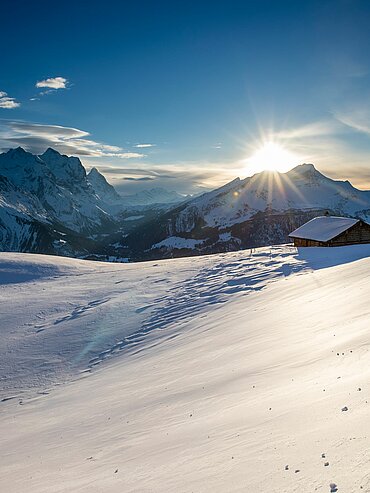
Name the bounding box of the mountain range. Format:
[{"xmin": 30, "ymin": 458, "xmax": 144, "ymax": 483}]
[
  {"xmin": 1, "ymin": 147, "xmax": 370, "ymax": 260},
  {"xmin": 122, "ymin": 162, "xmax": 370, "ymax": 259}
]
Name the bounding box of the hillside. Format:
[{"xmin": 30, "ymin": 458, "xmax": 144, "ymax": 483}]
[{"xmin": 1, "ymin": 245, "xmax": 370, "ymax": 492}]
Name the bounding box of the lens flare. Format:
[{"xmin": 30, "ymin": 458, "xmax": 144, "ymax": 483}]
[{"xmin": 245, "ymin": 141, "xmax": 300, "ymax": 175}]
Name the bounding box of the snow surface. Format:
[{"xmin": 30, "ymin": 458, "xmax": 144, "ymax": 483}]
[
  {"xmin": 1, "ymin": 245, "xmax": 370, "ymax": 492},
  {"xmin": 219, "ymin": 231, "xmax": 232, "ymax": 242},
  {"xmin": 289, "ymin": 216, "xmax": 359, "ymax": 242},
  {"xmin": 152, "ymin": 236, "xmax": 206, "ymax": 249},
  {"xmin": 123, "ymin": 214, "xmax": 145, "ymax": 221}
]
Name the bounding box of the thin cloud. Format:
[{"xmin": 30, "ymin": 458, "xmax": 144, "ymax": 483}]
[
  {"xmin": 91, "ymin": 166, "xmax": 164, "ymax": 177},
  {"xmin": 98, "ymin": 162, "xmax": 239, "ymax": 196},
  {"xmin": 115, "ymin": 152, "xmax": 144, "ymax": 158},
  {"xmin": 334, "ymin": 108, "xmax": 370, "ymax": 135},
  {"xmin": 275, "ymin": 120, "xmax": 342, "ymax": 140},
  {"xmin": 123, "ymin": 176, "xmax": 155, "ymax": 181},
  {"xmin": 133, "ymin": 143, "xmax": 156, "ymax": 148},
  {"xmin": 0, "ymin": 120, "xmax": 146, "ymax": 160},
  {"xmin": 0, "ymin": 91, "xmax": 20, "ymax": 109},
  {"xmin": 9, "ymin": 122, "xmax": 88, "ymax": 139},
  {"xmin": 36, "ymin": 77, "xmax": 68, "ymax": 90}
]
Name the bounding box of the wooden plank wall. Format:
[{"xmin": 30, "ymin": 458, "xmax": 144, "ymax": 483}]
[
  {"xmin": 330, "ymin": 221, "xmax": 370, "ymax": 246},
  {"xmin": 291, "ymin": 221, "xmax": 370, "ymax": 247}
]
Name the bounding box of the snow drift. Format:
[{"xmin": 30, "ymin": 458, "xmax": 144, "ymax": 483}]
[{"xmin": 1, "ymin": 245, "xmax": 370, "ymax": 492}]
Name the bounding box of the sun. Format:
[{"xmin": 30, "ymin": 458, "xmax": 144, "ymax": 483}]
[{"xmin": 245, "ymin": 141, "xmax": 299, "ymax": 174}]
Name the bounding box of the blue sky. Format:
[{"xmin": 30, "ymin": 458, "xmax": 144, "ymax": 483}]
[{"xmin": 1, "ymin": 0, "xmax": 370, "ymax": 194}]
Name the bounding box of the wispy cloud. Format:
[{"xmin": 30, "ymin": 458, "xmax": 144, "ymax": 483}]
[
  {"xmin": 0, "ymin": 120, "xmax": 145, "ymax": 159},
  {"xmin": 133, "ymin": 143, "xmax": 156, "ymax": 148},
  {"xmin": 96, "ymin": 162, "xmax": 239, "ymax": 196},
  {"xmin": 275, "ymin": 120, "xmax": 343, "ymax": 140},
  {"xmin": 123, "ymin": 176, "xmax": 155, "ymax": 181},
  {"xmin": 36, "ymin": 77, "xmax": 68, "ymax": 90},
  {"xmin": 334, "ymin": 107, "xmax": 370, "ymax": 135},
  {"xmin": 0, "ymin": 91, "xmax": 20, "ymax": 109}
]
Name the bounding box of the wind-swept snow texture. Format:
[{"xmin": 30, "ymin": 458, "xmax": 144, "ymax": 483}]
[{"xmin": 1, "ymin": 245, "xmax": 370, "ymax": 493}]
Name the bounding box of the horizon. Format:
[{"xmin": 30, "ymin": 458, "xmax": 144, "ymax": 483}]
[
  {"xmin": 2, "ymin": 0, "xmax": 370, "ymax": 194},
  {"xmin": 3, "ymin": 144, "xmax": 369, "ymax": 195}
]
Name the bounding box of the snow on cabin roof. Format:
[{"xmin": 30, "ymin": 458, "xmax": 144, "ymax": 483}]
[{"xmin": 289, "ymin": 216, "xmax": 359, "ymax": 242}]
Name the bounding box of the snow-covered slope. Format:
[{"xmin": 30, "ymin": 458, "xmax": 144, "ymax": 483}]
[{"xmin": 1, "ymin": 245, "xmax": 370, "ymax": 492}]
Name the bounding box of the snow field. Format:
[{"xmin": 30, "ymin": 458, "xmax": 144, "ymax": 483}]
[{"xmin": 1, "ymin": 245, "xmax": 370, "ymax": 492}]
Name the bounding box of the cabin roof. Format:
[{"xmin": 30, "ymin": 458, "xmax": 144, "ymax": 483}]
[{"xmin": 289, "ymin": 216, "xmax": 359, "ymax": 242}]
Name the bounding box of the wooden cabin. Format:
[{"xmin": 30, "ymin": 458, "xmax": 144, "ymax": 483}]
[{"xmin": 289, "ymin": 216, "xmax": 370, "ymax": 247}]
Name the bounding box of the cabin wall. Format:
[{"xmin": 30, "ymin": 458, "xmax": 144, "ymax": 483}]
[
  {"xmin": 329, "ymin": 221, "xmax": 370, "ymax": 246},
  {"xmin": 291, "ymin": 220, "xmax": 370, "ymax": 247},
  {"xmin": 292, "ymin": 238, "xmax": 327, "ymax": 247}
]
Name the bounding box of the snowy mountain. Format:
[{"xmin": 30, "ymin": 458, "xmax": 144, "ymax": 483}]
[
  {"xmin": 0, "ymin": 147, "xmax": 116, "ymax": 244},
  {"xmin": 122, "ymin": 164, "xmax": 370, "ymax": 258},
  {"xmin": 0, "ymin": 147, "xmax": 189, "ymax": 256},
  {"xmin": 170, "ymin": 163, "xmax": 370, "ymax": 231},
  {"xmin": 87, "ymin": 167, "xmax": 123, "ymax": 205},
  {"xmin": 0, "ymin": 174, "xmax": 55, "ymax": 252},
  {"xmin": 1, "ymin": 245, "xmax": 370, "ymax": 491}
]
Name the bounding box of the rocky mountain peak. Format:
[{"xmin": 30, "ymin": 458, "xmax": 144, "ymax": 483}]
[
  {"xmin": 41, "ymin": 147, "xmax": 86, "ymax": 183},
  {"xmin": 87, "ymin": 166, "xmax": 122, "ymax": 203},
  {"xmin": 88, "ymin": 167, "xmax": 106, "ymax": 182},
  {"xmin": 288, "ymin": 163, "xmax": 320, "ymax": 176}
]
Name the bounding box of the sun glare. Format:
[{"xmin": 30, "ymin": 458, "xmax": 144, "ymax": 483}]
[{"xmin": 245, "ymin": 141, "xmax": 299, "ymax": 175}]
